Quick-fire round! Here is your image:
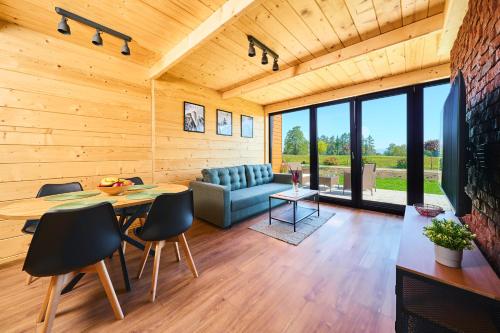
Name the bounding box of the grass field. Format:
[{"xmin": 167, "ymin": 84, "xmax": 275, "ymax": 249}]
[
  {"xmin": 283, "ymin": 154, "xmax": 441, "ymax": 170},
  {"xmin": 324, "ymin": 175, "xmax": 443, "ymax": 194},
  {"xmin": 375, "ymin": 178, "xmax": 443, "ymax": 194}
]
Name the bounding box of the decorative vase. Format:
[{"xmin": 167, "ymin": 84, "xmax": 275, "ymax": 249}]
[
  {"xmin": 293, "ymin": 182, "xmax": 299, "ymax": 192},
  {"xmin": 434, "ymin": 245, "xmax": 463, "ymax": 268}
]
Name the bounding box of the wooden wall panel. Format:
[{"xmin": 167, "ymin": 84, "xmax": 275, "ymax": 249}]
[
  {"xmin": 153, "ymin": 75, "xmax": 264, "ymax": 185},
  {"xmin": 0, "ymin": 23, "xmax": 152, "ymax": 263}
]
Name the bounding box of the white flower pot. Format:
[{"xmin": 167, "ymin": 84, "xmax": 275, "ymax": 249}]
[{"xmin": 434, "ymin": 245, "xmax": 463, "ymax": 268}]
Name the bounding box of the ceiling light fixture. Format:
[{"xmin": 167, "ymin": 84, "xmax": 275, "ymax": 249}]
[
  {"xmin": 261, "ymin": 50, "xmax": 268, "ymax": 65},
  {"xmin": 57, "ymin": 16, "xmax": 71, "ymax": 35},
  {"xmin": 121, "ymin": 41, "xmax": 130, "ymax": 56},
  {"xmin": 248, "ymin": 41, "xmax": 256, "ymax": 57},
  {"xmin": 247, "ymin": 35, "xmax": 279, "ymax": 71},
  {"xmin": 92, "ymin": 30, "xmax": 103, "ymax": 46},
  {"xmin": 55, "ymin": 7, "xmax": 132, "ymax": 56},
  {"xmin": 272, "ymin": 58, "xmax": 279, "ymax": 71}
]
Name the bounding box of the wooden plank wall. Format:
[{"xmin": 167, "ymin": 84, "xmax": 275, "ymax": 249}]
[
  {"xmin": 0, "ymin": 22, "xmax": 152, "ymax": 264},
  {"xmin": 271, "ymin": 114, "xmax": 282, "ymax": 173},
  {"xmin": 153, "ymin": 75, "xmax": 265, "ymax": 185}
]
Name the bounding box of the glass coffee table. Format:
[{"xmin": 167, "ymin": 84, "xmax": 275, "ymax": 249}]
[{"xmin": 269, "ymin": 189, "xmax": 319, "ymax": 232}]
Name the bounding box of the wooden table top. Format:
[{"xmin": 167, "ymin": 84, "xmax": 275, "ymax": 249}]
[
  {"xmin": 0, "ymin": 184, "xmax": 188, "ymax": 220},
  {"xmin": 397, "ymin": 206, "xmax": 500, "ymax": 301},
  {"xmin": 271, "ymin": 189, "xmax": 319, "ymax": 201}
]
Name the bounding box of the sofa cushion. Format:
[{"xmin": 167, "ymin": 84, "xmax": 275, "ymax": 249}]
[
  {"xmin": 231, "ymin": 182, "xmax": 291, "ymax": 211},
  {"xmin": 202, "ymin": 166, "xmax": 247, "ymax": 191},
  {"xmin": 245, "ymin": 164, "xmax": 274, "ymax": 187}
]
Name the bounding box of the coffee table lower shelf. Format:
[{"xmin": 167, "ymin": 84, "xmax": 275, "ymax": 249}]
[{"xmin": 269, "ymin": 198, "xmax": 319, "ymax": 232}]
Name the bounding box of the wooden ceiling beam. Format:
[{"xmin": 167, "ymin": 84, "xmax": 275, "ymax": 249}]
[
  {"xmin": 148, "ymin": 0, "xmax": 260, "ymax": 79},
  {"xmin": 222, "ymin": 14, "xmax": 444, "ymax": 99},
  {"xmin": 264, "ymin": 63, "xmax": 450, "ymax": 113},
  {"xmin": 437, "ymin": 0, "xmax": 469, "ymax": 56}
]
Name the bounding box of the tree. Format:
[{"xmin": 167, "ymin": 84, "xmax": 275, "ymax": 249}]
[
  {"xmin": 362, "ymin": 135, "xmax": 376, "ymax": 155},
  {"xmin": 338, "ymin": 133, "xmax": 350, "ymax": 155},
  {"xmin": 384, "ymin": 143, "xmax": 407, "ymax": 156},
  {"xmin": 283, "ymin": 126, "xmax": 309, "ymax": 155},
  {"xmin": 424, "ymin": 139, "xmax": 440, "ymax": 170},
  {"xmin": 318, "ymin": 140, "xmax": 328, "ymax": 155}
]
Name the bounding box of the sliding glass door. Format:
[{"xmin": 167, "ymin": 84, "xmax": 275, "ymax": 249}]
[
  {"xmin": 269, "ymin": 79, "xmax": 450, "ymax": 215},
  {"xmin": 269, "ymin": 109, "xmax": 310, "ymax": 188},
  {"xmin": 316, "ymin": 102, "xmax": 352, "ymax": 201},
  {"xmin": 359, "ymin": 93, "xmax": 408, "ymax": 207}
]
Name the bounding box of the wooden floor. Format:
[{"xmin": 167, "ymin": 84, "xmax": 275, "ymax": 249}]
[{"xmin": 0, "ymin": 203, "xmax": 402, "ymax": 332}]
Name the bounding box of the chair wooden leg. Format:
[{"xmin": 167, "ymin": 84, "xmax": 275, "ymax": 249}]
[
  {"xmin": 37, "ymin": 277, "xmax": 54, "ymax": 323},
  {"xmin": 150, "ymin": 241, "xmax": 163, "ymax": 302},
  {"xmin": 173, "ymin": 242, "xmax": 181, "ymax": 262},
  {"xmin": 178, "ymin": 233, "xmax": 198, "ymax": 278},
  {"xmin": 94, "ymin": 260, "xmax": 124, "ymax": 320},
  {"xmin": 26, "ymin": 274, "xmax": 34, "ymax": 286},
  {"xmin": 137, "ymin": 241, "xmax": 152, "ymax": 279},
  {"xmin": 40, "ymin": 274, "xmax": 65, "ymax": 333}
]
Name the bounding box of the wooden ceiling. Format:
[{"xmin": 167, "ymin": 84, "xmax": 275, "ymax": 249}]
[
  {"xmin": 168, "ymin": 0, "xmax": 449, "ymax": 105},
  {"xmin": 0, "ymin": 0, "xmax": 226, "ymax": 66},
  {"xmin": 0, "ymin": 0, "xmax": 454, "ymax": 106}
]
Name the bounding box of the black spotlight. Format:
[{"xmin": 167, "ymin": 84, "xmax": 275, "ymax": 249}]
[
  {"xmin": 261, "ymin": 50, "xmax": 268, "ymax": 65},
  {"xmin": 92, "ymin": 30, "xmax": 103, "ymax": 46},
  {"xmin": 57, "ymin": 16, "xmax": 71, "ymax": 35},
  {"xmin": 272, "ymin": 58, "xmax": 279, "ymax": 71},
  {"xmin": 248, "ymin": 41, "xmax": 256, "ymax": 57},
  {"xmin": 121, "ymin": 40, "xmax": 130, "ymax": 56}
]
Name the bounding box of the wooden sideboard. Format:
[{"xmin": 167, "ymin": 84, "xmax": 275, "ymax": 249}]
[{"xmin": 395, "ymin": 206, "xmax": 500, "ymax": 333}]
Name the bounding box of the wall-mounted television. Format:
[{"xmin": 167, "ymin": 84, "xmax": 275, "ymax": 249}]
[{"xmin": 441, "ymin": 70, "xmax": 471, "ymax": 216}]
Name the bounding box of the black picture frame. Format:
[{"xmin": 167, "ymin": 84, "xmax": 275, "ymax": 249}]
[
  {"xmin": 216, "ymin": 109, "xmax": 233, "ymax": 136},
  {"xmin": 241, "ymin": 115, "xmax": 253, "ymax": 138},
  {"xmin": 183, "ymin": 101, "xmax": 205, "ymax": 133}
]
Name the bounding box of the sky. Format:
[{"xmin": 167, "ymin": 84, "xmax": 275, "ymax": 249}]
[{"xmin": 280, "ymin": 83, "xmax": 450, "ymax": 153}]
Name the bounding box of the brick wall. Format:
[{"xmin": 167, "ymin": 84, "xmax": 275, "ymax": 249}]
[{"xmin": 450, "ymin": 0, "xmax": 499, "ymax": 273}]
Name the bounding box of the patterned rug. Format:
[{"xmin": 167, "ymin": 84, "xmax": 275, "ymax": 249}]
[{"xmin": 249, "ymin": 211, "xmax": 335, "ymax": 245}]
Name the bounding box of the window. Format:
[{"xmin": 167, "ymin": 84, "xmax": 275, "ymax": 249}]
[
  {"xmin": 270, "ymin": 109, "xmax": 310, "ymax": 187},
  {"xmin": 424, "ymin": 83, "xmax": 452, "ymax": 210}
]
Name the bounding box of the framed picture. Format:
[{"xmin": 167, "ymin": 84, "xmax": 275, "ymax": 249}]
[
  {"xmin": 216, "ymin": 109, "xmax": 232, "ymax": 136},
  {"xmin": 184, "ymin": 101, "xmax": 205, "ymax": 133},
  {"xmin": 241, "ymin": 115, "xmax": 253, "ymax": 138}
]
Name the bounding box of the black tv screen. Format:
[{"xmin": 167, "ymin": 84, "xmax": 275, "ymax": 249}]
[{"xmin": 441, "ymin": 71, "xmax": 471, "ymax": 216}]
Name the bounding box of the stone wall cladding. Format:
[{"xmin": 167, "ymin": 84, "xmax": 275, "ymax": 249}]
[{"xmin": 450, "ymin": 0, "xmax": 499, "ymax": 273}]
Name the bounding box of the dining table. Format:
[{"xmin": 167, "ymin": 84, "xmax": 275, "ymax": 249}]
[{"xmin": 0, "ymin": 183, "xmax": 188, "ymax": 293}]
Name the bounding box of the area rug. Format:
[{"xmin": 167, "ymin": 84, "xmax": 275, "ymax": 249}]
[{"xmin": 249, "ymin": 211, "xmax": 335, "ymax": 245}]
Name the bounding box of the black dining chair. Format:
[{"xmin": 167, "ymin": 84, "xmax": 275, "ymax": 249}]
[
  {"xmin": 135, "ymin": 190, "xmax": 198, "ymax": 302},
  {"xmin": 23, "ymin": 182, "xmax": 83, "ymax": 285},
  {"xmin": 23, "ymin": 202, "xmax": 124, "ymax": 333},
  {"xmin": 22, "ymin": 182, "xmax": 83, "ymax": 235}
]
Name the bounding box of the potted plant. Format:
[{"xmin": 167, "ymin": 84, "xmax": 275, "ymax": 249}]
[{"xmin": 423, "ymin": 218, "xmax": 475, "ymax": 268}]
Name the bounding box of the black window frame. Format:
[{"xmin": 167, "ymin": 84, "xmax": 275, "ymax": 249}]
[{"xmin": 268, "ymin": 78, "xmax": 450, "ymax": 216}]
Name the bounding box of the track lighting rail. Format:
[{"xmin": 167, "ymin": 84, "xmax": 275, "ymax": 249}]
[
  {"xmin": 55, "ymin": 7, "xmax": 132, "ymax": 42},
  {"xmin": 247, "ymin": 35, "xmax": 278, "ymax": 59}
]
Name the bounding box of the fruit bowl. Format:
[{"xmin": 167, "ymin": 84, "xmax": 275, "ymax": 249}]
[
  {"xmin": 98, "ymin": 177, "xmax": 133, "ymax": 196},
  {"xmin": 414, "ymin": 203, "xmax": 444, "ymax": 217},
  {"xmin": 98, "ymin": 185, "xmax": 131, "ymax": 196}
]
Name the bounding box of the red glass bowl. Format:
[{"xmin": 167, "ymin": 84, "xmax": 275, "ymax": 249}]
[{"xmin": 414, "ymin": 203, "xmax": 444, "ymax": 217}]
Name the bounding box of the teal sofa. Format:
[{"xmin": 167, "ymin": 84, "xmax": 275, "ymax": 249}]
[{"xmin": 189, "ymin": 164, "xmax": 292, "ymax": 228}]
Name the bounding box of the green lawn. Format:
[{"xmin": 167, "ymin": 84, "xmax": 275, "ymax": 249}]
[
  {"xmin": 283, "ymin": 154, "xmax": 441, "ymax": 170},
  {"xmin": 374, "ymin": 178, "xmax": 443, "ymax": 194},
  {"xmin": 318, "ymin": 175, "xmax": 443, "ymax": 195}
]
